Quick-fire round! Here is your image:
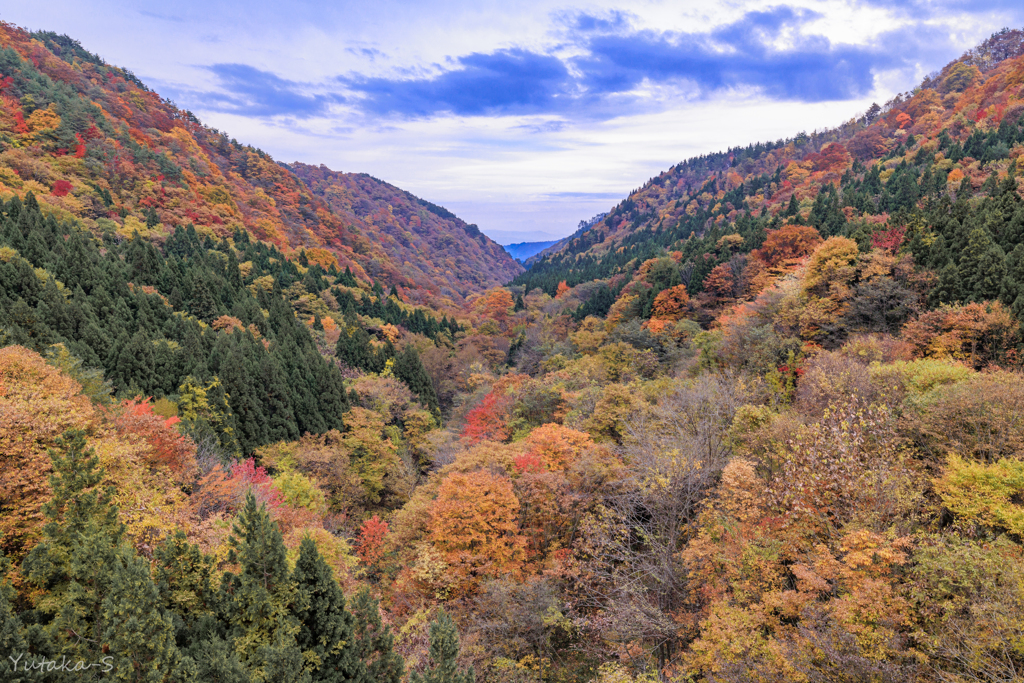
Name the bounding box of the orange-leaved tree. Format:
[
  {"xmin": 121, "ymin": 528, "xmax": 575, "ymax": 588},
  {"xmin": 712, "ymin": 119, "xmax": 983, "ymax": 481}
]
[
  {"xmin": 519, "ymin": 423, "xmax": 597, "ymax": 472},
  {"xmin": 356, "ymin": 514, "xmax": 389, "ymax": 569},
  {"xmin": 901, "ymin": 301, "xmax": 1020, "ymax": 369},
  {"xmin": 427, "ymin": 469, "xmax": 525, "ymax": 595},
  {"xmin": 113, "ymin": 397, "xmax": 198, "ymax": 483},
  {"xmin": 0, "ymin": 345, "xmax": 96, "ymax": 557},
  {"xmin": 651, "ymin": 284, "xmax": 690, "ymax": 321},
  {"xmin": 753, "ymin": 224, "xmax": 822, "ymax": 268}
]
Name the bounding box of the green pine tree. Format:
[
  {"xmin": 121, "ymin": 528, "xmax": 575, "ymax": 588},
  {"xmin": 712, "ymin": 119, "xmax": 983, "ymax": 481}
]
[
  {"xmin": 0, "ymin": 553, "xmax": 29, "ymax": 683},
  {"xmin": 959, "ymin": 228, "xmax": 1005, "ymax": 301},
  {"xmin": 291, "ymin": 536, "xmax": 362, "ymax": 682},
  {"xmin": 929, "ymin": 260, "xmax": 964, "ymax": 307},
  {"xmin": 220, "ymin": 493, "xmax": 309, "ymax": 683},
  {"xmin": 350, "ymin": 588, "xmax": 403, "ymax": 683},
  {"xmin": 101, "ymin": 547, "xmax": 188, "ymax": 681},
  {"xmin": 410, "ymin": 610, "xmax": 474, "ymax": 683},
  {"xmin": 20, "ymin": 430, "xmax": 186, "ymax": 681},
  {"xmin": 393, "ymin": 345, "xmax": 440, "ymax": 415},
  {"xmin": 785, "ymin": 193, "xmax": 799, "ymax": 217}
]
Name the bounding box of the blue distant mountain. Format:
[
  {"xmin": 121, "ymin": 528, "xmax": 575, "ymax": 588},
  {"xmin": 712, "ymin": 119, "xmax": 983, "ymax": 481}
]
[{"xmin": 503, "ymin": 240, "xmax": 559, "ymax": 262}]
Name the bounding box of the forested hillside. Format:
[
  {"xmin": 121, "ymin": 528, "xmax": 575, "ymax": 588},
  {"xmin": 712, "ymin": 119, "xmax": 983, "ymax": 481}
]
[
  {"xmin": 2, "ymin": 23, "xmax": 1024, "ymax": 683},
  {"xmin": 288, "ymin": 163, "xmax": 521, "ymax": 298},
  {"xmin": 0, "ymin": 22, "xmax": 519, "ymax": 308}
]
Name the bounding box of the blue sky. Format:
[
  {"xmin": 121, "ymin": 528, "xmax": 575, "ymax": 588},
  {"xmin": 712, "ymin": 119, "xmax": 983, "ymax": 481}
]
[{"xmin": 5, "ymin": 1, "xmax": 1024, "ymax": 242}]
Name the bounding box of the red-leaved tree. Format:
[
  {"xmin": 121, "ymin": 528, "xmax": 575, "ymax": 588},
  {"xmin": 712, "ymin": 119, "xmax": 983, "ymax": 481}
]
[{"xmin": 462, "ymin": 391, "xmax": 513, "ymax": 443}]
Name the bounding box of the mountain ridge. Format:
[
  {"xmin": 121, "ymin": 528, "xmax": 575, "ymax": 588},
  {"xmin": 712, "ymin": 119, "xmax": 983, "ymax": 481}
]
[
  {"xmin": 514, "ymin": 27, "xmax": 1024, "ymax": 302},
  {"xmin": 0, "ymin": 23, "xmax": 520, "ymax": 308}
]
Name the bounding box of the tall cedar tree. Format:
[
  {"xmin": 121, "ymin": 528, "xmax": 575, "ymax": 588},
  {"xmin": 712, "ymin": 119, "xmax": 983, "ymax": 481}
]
[
  {"xmin": 0, "ymin": 554, "xmax": 28, "ymax": 682},
  {"xmin": 349, "ymin": 588, "xmax": 404, "ymax": 683},
  {"xmin": 291, "ymin": 535, "xmax": 362, "ymax": 682},
  {"xmin": 20, "ymin": 430, "xmax": 186, "ymax": 681},
  {"xmin": 410, "ymin": 610, "xmax": 475, "ymax": 683},
  {"xmin": 220, "ymin": 492, "xmax": 310, "ymax": 683}
]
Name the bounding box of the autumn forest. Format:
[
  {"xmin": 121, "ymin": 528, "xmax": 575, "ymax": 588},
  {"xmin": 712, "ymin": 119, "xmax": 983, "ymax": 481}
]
[{"xmin": 2, "ymin": 19, "xmax": 1024, "ymax": 683}]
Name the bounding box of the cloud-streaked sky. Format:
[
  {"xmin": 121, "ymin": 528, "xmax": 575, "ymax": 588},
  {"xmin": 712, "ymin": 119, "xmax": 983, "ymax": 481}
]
[{"xmin": 5, "ymin": 2, "xmax": 1023, "ymax": 242}]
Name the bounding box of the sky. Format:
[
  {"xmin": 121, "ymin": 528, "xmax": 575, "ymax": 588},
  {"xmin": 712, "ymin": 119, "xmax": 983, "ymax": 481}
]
[{"xmin": 5, "ymin": 1, "xmax": 1024, "ymax": 243}]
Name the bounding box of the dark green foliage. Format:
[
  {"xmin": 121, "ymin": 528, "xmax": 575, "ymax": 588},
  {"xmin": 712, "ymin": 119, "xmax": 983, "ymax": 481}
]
[
  {"xmin": 155, "ymin": 530, "xmax": 217, "ymax": 639},
  {"xmin": 101, "ymin": 548, "xmax": 186, "ymax": 681},
  {"xmin": 291, "ymin": 536, "xmax": 362, "ymax": 682},
  {"xmin": 20, "ymin": 430, "xmax": 186, "ymax": 682},
  {"xmin": 220, "ymin": 493, "xmax": 309, "ymax": 683},
  {"xmin": 0, "ymin": 554, "xmax": 29, "ymax": 682},
  {"xmin": 410, "ymin": 610, "xmax": 474, "ymax": 683},
  {"xmin": 0, "ymin": 198, "xmax": 350, "ymax": 455},
  {"xmin": 845, "ymin": 278, "xmax": 920, "ymax": 334},
  {"xmin": 393, "ymin": 345, "xmax": 440, "ymax": 415},
  {"xmin": 959, "ymin": 228, "xmax": 1006, "ymax": 302},
  {"xmin": 349, "ymin": 588, "xmax": 404, "ymax": 683},
  {"xmin": 930, "ymin": 260, "xmax": 964, "ymax": 307}
]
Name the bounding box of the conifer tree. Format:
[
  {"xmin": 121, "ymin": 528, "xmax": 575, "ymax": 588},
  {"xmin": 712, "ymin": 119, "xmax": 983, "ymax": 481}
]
[
  {"xmin": 410, "ymin": 610, "xmax": 474, "ymax": 683},
  {"xmin": 20, "ymin": 430, "xmax": 125, "ymax": 655},
  {"xmin": 220, "ymin": 492, "xmax": 308, "ymax": 683},
  {"xmin": 101, "ymin": 547, "xmax": 187, "ymax": 681},
  {"xmin": 394, "ymin": 344, "xmax": 440, "ymax": 415},
  {"xmin": 960, "ymin": 227, "xmax": 1006, "ymax": 301},
  {"xmin": 350, "ymin": 588, "xmax": 403, "ymax": 683},
  {"xmin": 20, "ymin": 430, "xmax": 186, "ymax": 681},
  {"xmin": 0, "ymin": 554, "xmax": 28, "ymax": 683},
  {"xmin": 291, "ymin": 536, "xmax": 362, "ymax": 682},
  {"xmin": 785, "ymin": 193, "xmax": 799, "ymax": 217},
  {"xmin": 154, "ymin": 530, "xmax": 217, "ymax": 636},
  {"xmin": 929, "ymin": 260, "xmax": 964, "ymax": 307}
]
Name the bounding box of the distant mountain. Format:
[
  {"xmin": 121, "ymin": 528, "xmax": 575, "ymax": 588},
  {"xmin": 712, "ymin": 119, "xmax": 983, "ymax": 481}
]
[
  {"xmin": 287, "ymin": 163, "xmax": 521, "ymax": 301},
  {"xmin": 0, "ymin": 25, "xmax": 518, "ymax": 306},
  {"xmin": 502, "ymin": 240, "xmax": 558, "ymax": 262},
  {"xmin": 522, "ymin": 213, "xmax": 608, "ymax": 267}
]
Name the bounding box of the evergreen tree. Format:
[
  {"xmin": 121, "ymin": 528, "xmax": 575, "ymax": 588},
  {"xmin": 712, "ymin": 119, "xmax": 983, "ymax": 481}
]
[
  {"xmin": 929, "ymin": 260, "xmax": 963, "ymax": 307},
  {"xmin": 20, "ymin": 430, "xmax": 186, "ymax": 681},
  {"xmin": 291, "ymin": 536, "xmax": 362, "ymax": 682},
  {"xmin": 1001, "ymin": 243, "xmax": 1024, "ymax": 308},
  {"xmin": 20, "ymin": 430, "xmax": 125, "ymax": 658},
  {"xmin": 785, "ymin": 193, "xmax": 799, "ymax": 217},
  {"xmin": 101, "ymin": 547, "xmax": 188, "ymax": 681},
  {"xmin": 959, "ymin": 228, "xmax": 1006, "ymax": 301},
  {"xmin": 154, "ymin": 530, "xmax": 217, "ymax": 638},
  {"xmin": 350, "ymin": 588, "xmax": 403, "ymax": 683},
  {"xmin": 393, "ymin": 344, "xmax": 440, "ymax": 415},
  {"xmin": 220, "ymin": 493, "xmax": 309, "ymax": 683},
  {"xmin": 0, "ymin": 554, "xmax": 29, "ymax": 683},
  {"xmin": 336, "ymin": 326, "xmax": 373, "ymax": 371},
  {"xmin": 410, "ymin": 610, "xmax": 474, "ymax": 683},
  {"xmin": 115, "ymin": 330, "xmax": 157, "ymax": 396}
]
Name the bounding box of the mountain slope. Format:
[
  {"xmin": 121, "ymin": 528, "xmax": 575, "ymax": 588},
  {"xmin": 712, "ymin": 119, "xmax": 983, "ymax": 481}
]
[
  {"xmin": 287, "ymin": 163, "xmax": 521, "ymax": 300},
  {"xmin": 502, "ymin": 240, "xmax": 557, "ymax": 261},
  {"xmin": 514, "ymin": 28, "xmax": 1024, "ymax": 302},
  {"xmin": 0, "ymin": 24, "xmax": 517, "ymax": 306}
]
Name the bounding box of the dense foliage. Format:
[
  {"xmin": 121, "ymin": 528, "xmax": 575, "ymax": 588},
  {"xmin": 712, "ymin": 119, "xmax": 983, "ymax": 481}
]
[
  {"xmin": 0, "ymin": 23, "xmax": 520, "ymax": 309},
  {"xmin": 4, "ymin": 22, "xmax": 1024, "ymax": 683}
]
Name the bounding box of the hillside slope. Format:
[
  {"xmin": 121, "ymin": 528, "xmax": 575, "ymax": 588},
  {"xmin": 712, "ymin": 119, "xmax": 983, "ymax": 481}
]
[
  {"xmin": 0, "ymin": 23, "xmax": 518, "ymax": 306},
  {"xmin": 287, "ymin": 163, "xmax": 521, "ymax": 300},
  {"xmin": 515, "ymin": 28, "xmax": 1024, "ymax": 304}
]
